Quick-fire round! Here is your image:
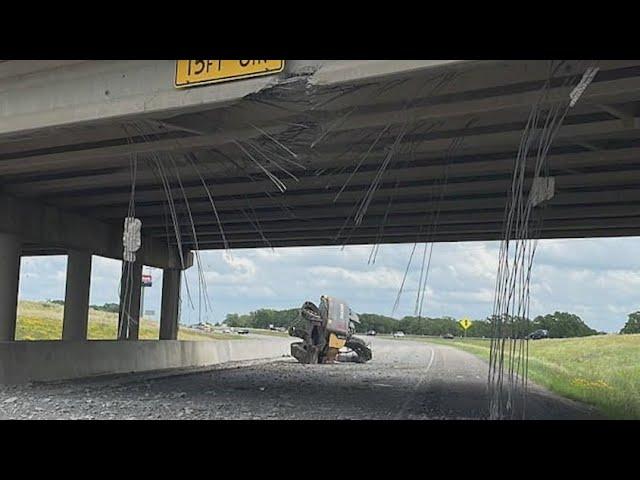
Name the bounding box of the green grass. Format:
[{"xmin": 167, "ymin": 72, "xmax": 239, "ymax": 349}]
[
  {"xmin": 415, "ymin": 335, "xmax": 640, "ymax": 419},
  {"xmin": 15, "ymin": 300, "xmax": 238, "ymax": 341}
]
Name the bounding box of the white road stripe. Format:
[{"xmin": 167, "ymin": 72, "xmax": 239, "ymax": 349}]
[{"xmin": 394, "ymin": 345, "xmax": 436, "ymax": 419}]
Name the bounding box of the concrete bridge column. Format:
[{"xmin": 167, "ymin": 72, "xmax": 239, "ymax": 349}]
[
  {"xmin": 118, "ymin": 260, "xmax": 143, "ymax": 340},
  {"xmin": 62, "ymin": 251, "xmax": 92, "ymax": 341},
  {"xmin": 0, "ymin": 232, "xmax": 21, "ymax": 341},
  {"xmin": 160, "ymin": 269, "xmax": 181, "ymax": 340}
]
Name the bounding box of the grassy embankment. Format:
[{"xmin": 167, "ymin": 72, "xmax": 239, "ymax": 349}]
[
  {"xmin": 15, "ymin": 300, "xmax": 238, "ymax": 341},
  {"xmin": 417, "ymin": 335, "xmax": 640, "ymax": 419}
]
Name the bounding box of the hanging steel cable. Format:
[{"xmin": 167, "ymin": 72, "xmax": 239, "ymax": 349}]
[
  {"xmin": 118, "ymin": 110, "xmax": 305, "ymax": 326},
  {"xmin": 117, "ymin": 125, "xmax": 140, "ymax": 340},
  {"xmin": 488, "ymin": 61, "xmax": 600, "ymax": 420},
  {"xmin": 391, "ymin": 119, "xmax": 474, "ymax": 318}
]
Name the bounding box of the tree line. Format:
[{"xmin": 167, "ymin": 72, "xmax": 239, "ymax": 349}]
[
  {"xmin": 224, "ymin": 308, "xmax": 613, "ymax": 338},
  {"xmin": 225, "ymin": 309, "xmax": 300, "ymax": 330},
  {"xmin": 50, "ymin": 299, "xmax": 640, "ymax": 336},
  {"xmin": 346, "ymin": 311, "xmax": 602, "ymax": 338}
]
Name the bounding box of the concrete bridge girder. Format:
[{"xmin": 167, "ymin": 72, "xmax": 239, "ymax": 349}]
[{"xmin": 0, "ymin": 192, "xmax": 191, "ymax": 270}]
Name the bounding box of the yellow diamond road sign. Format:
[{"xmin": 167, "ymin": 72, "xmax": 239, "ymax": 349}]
[
  {"xmin": 175, "ymin": 60, "xmax": 285, "ymax": 88},
  {"xmin": 459, "ymin": 318, "xmax": 473, "ymax": 330}
]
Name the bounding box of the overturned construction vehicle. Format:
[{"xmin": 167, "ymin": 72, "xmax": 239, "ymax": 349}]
[{"xmin": 289, "ymin": 296, "xmax": 372, "ymax": 364}]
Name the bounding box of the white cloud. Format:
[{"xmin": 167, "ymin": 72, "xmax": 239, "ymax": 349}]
[
  {"xmin": 201, "ymin": 252, "xmax": 257, "ymax": 285},
  {"xmin": 308, "ymin": 265, "xmax": 403, "ymax": 289},
  {"xmin": 15, "ymin": 238, "xmax": 640, "ymax": 332}
]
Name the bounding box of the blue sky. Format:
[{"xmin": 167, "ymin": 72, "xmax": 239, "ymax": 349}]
[{"xmin": 17, "ymin": 237, "xmax": 640, "ymax": 333}]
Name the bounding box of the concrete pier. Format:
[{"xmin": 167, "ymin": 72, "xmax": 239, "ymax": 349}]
[
  {"xmin": 0, "ymin": 233, "xmax": 21, "ymax": 341},
  {"xmin": 160, "ymin": 269, "xmax": 181, "ymax": 340},
  {"xmin": 62, "ymin": 251, "xmax": 92, "ymax": 341}
]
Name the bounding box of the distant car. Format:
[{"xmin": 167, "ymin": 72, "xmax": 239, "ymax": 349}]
[
  {"xmin": 528, "ymin": 329, "xmax": 549, "ymax": 340},
  {"xmin": 392, "ymin": 331, "xmax": 405, "ymax": 338},
  {"xmin": 222, "ymin": 328, "xmax": 232, "ymax": 334},
  {"xmin": 367, "ymin": 330, "xmax": 377, "ymax": 336},
  {"xmin": 237, "ymin": 328, "xmax": 250, "ymax": 335},
  {"xmin": 442, "ymin": 333, "xmax": 454, "ymax": 339}
]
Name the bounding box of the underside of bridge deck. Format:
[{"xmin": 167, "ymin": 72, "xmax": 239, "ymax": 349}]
[{"xmin": 1, "ymin": 60, "xmax": 640, "ymax": 254}]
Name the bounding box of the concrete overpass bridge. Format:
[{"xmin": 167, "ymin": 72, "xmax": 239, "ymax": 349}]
[{"xmin": 1, "ymin": 59, "xmax": 639, "ymax": 382}]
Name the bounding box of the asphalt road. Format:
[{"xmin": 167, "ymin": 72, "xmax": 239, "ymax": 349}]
[{"xmin": 0, "ymin": 336, "xmax": 600, "ymax": 420}]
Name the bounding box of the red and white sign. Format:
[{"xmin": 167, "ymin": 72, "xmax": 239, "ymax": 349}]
[{"xmin": 141, "ymin": 274, "xmax": 153, "ymax": 287}]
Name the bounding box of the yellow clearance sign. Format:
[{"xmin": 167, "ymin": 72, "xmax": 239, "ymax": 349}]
[{"xmin": 175, "ymin": 60, "xmax": 285, "ymax": 88}]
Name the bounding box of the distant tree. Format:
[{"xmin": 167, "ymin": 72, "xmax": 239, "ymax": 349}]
[
  {"xmin": 399, "ymin": 316, "xmax": 461, "ymax": 336},
  {"xmin": 479, "ymin": 314, "xmax": 533, "ymax": 339},
  {"xmin": 357, "ymin": 313, "xmax": 398, "ymax": 334},
  {"xmin": 225, "ymin": 308, "xmax": 299, "ymax": 329},
  {"xmin": 532, "ymin": 311, "xmax": 597, "ymax": 338},
  {"xmin": 620, "ymin": 311, "xmax": 640, "ymax": 334},
  {"xmin": 220, "ymin": 306, "xmax": 598, "ymax": 339},
  {"xmin": 90, "ymin": 303, "xmax": 120, "ymax": 313},
  {"xmin": 466, "ymin": 318, "xmax": 493, "ymax": 337}
]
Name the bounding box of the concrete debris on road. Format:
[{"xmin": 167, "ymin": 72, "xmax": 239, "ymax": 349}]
[{"xmin": 0, "ymin": 337, "xmax": 599, "ymax": 420}]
